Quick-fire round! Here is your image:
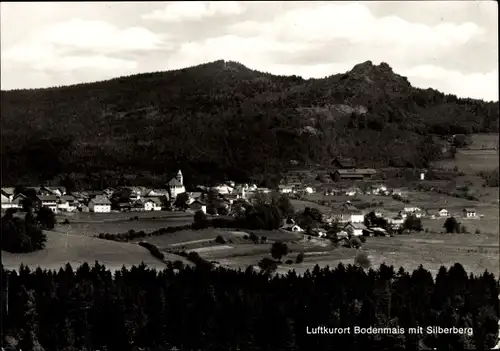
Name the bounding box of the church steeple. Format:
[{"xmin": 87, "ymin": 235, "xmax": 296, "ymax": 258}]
[{"xmin": 176, "ymin": 170, "xmax": 183, "ymax": 185}]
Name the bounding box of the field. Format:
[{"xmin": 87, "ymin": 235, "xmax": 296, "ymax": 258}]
[
  {"xmin": 53, "ymin": 212, "xmax": 194, "ymax": 236},
  {"xmin": 1, "ymin": 231, "xmax": 190, "ymax": 272},
  {"xmin": 432, "ymin": 133, "xmax": 499, "ymax": 174}
]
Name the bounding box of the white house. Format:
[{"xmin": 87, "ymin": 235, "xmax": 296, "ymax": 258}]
[
  {"xmin": 88, "ymin": 196, "xmax": 111, "ymax": 213},
  {"xmin": 388, "ymin": 217, "xmax": 405, "ymax": 229},
  {"xmin": 278, "ymin": 185, "xmax": 293, "ymax": 194},
  {"xmin": 168, "ymin": 170, "xmax": 186, "ymax": 199},
  {"xmin": 213, "ymin": 183, "xmax": 234, "ymax": 195},
  {"xmin": 350, "ymin": 212, "xmax": 365, "ymax": 223},
  {"xmin": 143, "ymin": 198, "xmax": 162, "ymax": 211},
  {"xmin": 438, "ymin": 208, "xmax": 449, "ymax": 217},
  {"xmin": 37, "ymin": 195, "xmax": 58, "ymax": 212},
  {"xmin": 147, "ymin": 189, "xmax": 170, "ymax": 198},
  {"xmin": 345, "ymin": 188, "xmax": 360, "ymax": 196},
  {"xmin": 304, "ymin": 186, "xmax": 315, "ymax": 194},
  {"xmin": 57, "ymin": 195, "xmax": 77, "ymax": 212},
  {"xmin": 462, "ymin": 208, "xmax": 477, "ymax": 218},
  {"xmin": 1, "ymin": 193, "xmax": 14, "ymax": 209},
  {"xmin": 404, "ymin": 207, "xmax": 421, "ymax": 213},
  {"xmin": 371, "ymin": 184, "xmax": 388, "ymax": 195},
  {"xmin": 343, "ymin": 222, "xmax": 366, "ymax": 237}
]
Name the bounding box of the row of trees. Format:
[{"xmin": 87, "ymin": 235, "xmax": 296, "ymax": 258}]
[{"xmin": 1, "ymin": 262, "xmax": 498, "ymax": 350}]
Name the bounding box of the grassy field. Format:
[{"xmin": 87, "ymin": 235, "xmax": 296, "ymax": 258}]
[
  {"xmin": 432, "ymin": 134, "xmax": 499, "ymax": 174},
  {"xmin": 54, "ymin": 216, "xmax": 193, "ymax": 236},
  {"xmin": 187, "ymin": 229, "xmax": 498, "ymax": 277},
  {"xmin": 1, "ymin": 231, "xmax": 190, "ymax": 272},
  {"xmin": 57, "ymin": 210, "xmax": 192, "ymax": 223}
]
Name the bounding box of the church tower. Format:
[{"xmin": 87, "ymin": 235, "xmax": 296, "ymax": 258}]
[{"xmin": 176, "ymin": 170, "xmax": 183, "ymax": 185}]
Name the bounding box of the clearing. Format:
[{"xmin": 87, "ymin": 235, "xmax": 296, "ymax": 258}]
[{"xmin": 1, "ymin": 231, "xmax": 190, "ymax": 272}]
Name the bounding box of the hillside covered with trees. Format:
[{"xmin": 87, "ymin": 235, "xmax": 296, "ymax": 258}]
[
  {"xmin": 1, "ymin": 60, "xmax": 498, "ymax": 187},
  {"xmin": 1, "ymin": 262, "xmax": 499, "ymax": 351}
]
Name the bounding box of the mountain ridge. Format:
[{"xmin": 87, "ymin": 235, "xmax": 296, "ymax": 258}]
[{"xmin": 1, "ymin": 60, "xmax": 498, "ymax": 188}]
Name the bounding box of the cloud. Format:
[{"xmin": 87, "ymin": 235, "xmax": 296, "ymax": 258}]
[
  {"xmin": 2, "ymin": 19, "xmax": 163, "ymax": 75},
  {"xmin": 403, "ymin": 65, "xmax": 499, "ymax": 102},
  {"xmin": 141, "ymin": 2, "xmax": 246, "ymax": 22}
]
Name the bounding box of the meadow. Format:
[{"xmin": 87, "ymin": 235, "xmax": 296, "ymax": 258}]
[
  {"xmin": 432, "ymin": 133, "xmax": 499, "ymax": 174},
  {"xmin": 1, "ymin": 231, "xmax": 189, "ymax": 272}
]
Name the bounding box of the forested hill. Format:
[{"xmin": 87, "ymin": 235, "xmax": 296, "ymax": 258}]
[{"xmin": 1, "ymin": 60, "xmax": 498, "ymax": 187}]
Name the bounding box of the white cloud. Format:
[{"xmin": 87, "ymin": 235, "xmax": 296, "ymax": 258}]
[
  {"xmin": 402, "ymin": 65, "xmax": 499, "ymax": 102},
  {"xmin": 231, "ymin": 3, "xmax": 485, "ymax": 50},
  {"xmin": 141, "ymin": 2, "xmax": 246, "ymax": 22},
  {"xmin": 2, "ymin": 19, "xmax": 162, "ymax": 74}
]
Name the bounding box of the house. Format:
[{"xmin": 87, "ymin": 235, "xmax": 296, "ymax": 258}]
[
  {"xmin": 37, "ymin": 195, "xmax": 58, "ymax": 212},
  {"xmin": 57, "ymin": 195, "xmax": 77, "ymax": 212},
  {"xmin": 332, "ymin": 169, "xmax": 377, "ymax": 182},
  {"xmin": 42, "ymin": 186, "xmax": 66, "ymax": 196},
  {"xmin": 462, "ymin": 208, "xmax": 477, "ymax": 218},
  {"xmin": 168, "ymin": 170, "xmax": 186, "ymax": 199},
  {"xmin": 324, "ymin": 187, "xmax": 342, "ymax": 196},
  {"xmin": 438, "ymin": 208, "xmax": 449, "ymax": 217},
  {"xmin": 10, "ymin": 194, "xmax": 26, "ymax": 209},
  {"xmin": 213, "ymin": 183, "xmax": 234, "ymax": 195},
  {"xmin": 329, "ymin": 206, "xmax": 364, "ymax": 224},
  {"xmin": 345, "ymin": 187, "xmax": 361, "ymax": 196},
  {"xmin": 304, "ymin": 186, "xmax": 315, "ymax": 194},
  {"xmin": 1, "ymin": 193, "xmax": 14, "ymax": 209},
  {"xmin": 371, "ymin": 184, "xmax": 388, "ymax": 195},
  {"xmin": 278, "ymin": 185, "xmax": 293, "ymax": 194},
  {"xmin": 343, "ymin": 222, "xmax": 366, "ymax": 237},
  {"xmin": 256, "ymin": 187, "xmax": 271, "ymax": 193},
  {"xmin": 88, "ymin": 196, "xmax": 112, "ymax": 213},
  {"xmin": 87, "ymin": 190, "xmax": 105, "ymax": 199},
  {"xmin": 388, "ymin": 217, "xmax": 405, "ymax": 230},
  {"xmin": 281, "ymin": 223, "xmax": 304, "ymax": 232},
  {"xmin": 331, "ymin": 157, "xmax": 356, "ymax": 169},
  {"xmin": 1, "ymin": 187, "xmax": 15, "ymax": 200},
  {"xmin": 392, "ymin": 188, "xmax": 409, "ymax": 197},
  {"xmin": 404, "ymin": 207, "xmax": 421, "ymax": 213},
  {"xmin": 189, "ymin": 200, "xmax": 206, "ymax": 214},
  {"xmin": 143, "ymin": 197, "xmax": 162, "ymax": 211}
]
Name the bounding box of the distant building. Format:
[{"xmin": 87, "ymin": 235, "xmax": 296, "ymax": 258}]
[
  {"xmin": 57, "ymin": 195, "xmax": 78, "ymax": 212},
  {"xmin": 331, "ymin": 157, "xmax": 356, "ymax": 169},
  {"xmin": 168, "ymin": 170, "xmax": 186, "ymax": 199},
  {"xmin": 342, "ymin": 222, "xmax": 366, "ymax": 237},
  {"xmin": 331, "ymin": 169, "xmax": 376, "ymax": 182},
  {"xmin": 143, "ymin": 198, "xmax": 162, "ymax": 211},
  {"xmin": 88, "ymin": 196, "xmax": 111, "ymax": 213},
  {"xmin": 37, "ymin": 195, "xmax": 58, "ymax": 212},
  {"xmin": 438, "ymin": 208, "xmax": 449, "ymax": 217},
  {"xmin": 462, "ymin": 208, "xmax": 476, "ymax": 218},
  {"xmin": 278, "ymin": 185, "xmax": 293, "ymax": 194}
]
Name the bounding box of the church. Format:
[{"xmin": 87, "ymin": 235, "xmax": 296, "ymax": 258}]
[{"xmin": 168, "ymin": 170, "xmax": 186, "ymax": 199}]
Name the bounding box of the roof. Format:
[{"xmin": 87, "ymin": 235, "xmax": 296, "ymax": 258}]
[
  {"xmin": 463, "ymin": 208, "xmax": 476, "ymax": 212},
  {"xmin": 37, "ymin": 195, "xmax": 58, "ymax": 202},
  {"xmin": 143, "ymin": 197, "xmax": 162, "ymax": 205},
  {"xmin": 60, "ymin": 195, "xmax": 76, "ymax": 201},
  {"xmin": 344, "ymin": 223, "xmax": 367, "ymax": 230},
  {"xmin": 190, "ymin": 200, "xmax": 206, "ymax": 206},
  {"xmin": 1, "ymin": 187, "xmax": 15, "ymax": 196},
  {"xmin": 90, "ymin": 196, "xmax": 111, "ymax": 205},
  {"xmin": 438, "ymin": 208, "xmax": 448, "ymax": 211},
  {"xmin": 332, "ymin": 157, "xmax": 356, "ymax": 168},
  {"xmin": 335, "ymin": 169, "xmax": 377, "ymax": 175},
  {"xmin": 189, "ymin": 192, "xmax": 202, "ymax": 198}
]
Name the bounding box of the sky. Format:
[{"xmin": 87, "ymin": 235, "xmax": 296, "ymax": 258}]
[{"xmin": 1, "ymin": 1, "xmax": 498, "ymax": 101}]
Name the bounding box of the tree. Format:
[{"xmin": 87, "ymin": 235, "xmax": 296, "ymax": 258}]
[
  {"xmin": 403, "ymin": 215, "xmax": 423, "ymax": 232},
  {"xmin": 173, "ymin": 192, "xmax": 189, "ymax": 210},
  {"xmin": 270, "ymin": 242, "xmax": 289, "ymax": 261},
  {"xmin": 193, "ymin": 210, "xmax": 208, "ymax": 229},
  {"xmin": 295, "ymin": 252, "xmax": 304, "ymax": 264},
  {"xmin": 444, "ymin": 217, "xmax": 460, "ymax": 233},
  {"xmin": 36, "ymin": 207, "xmax": 56, "ymax": 230},
  {"xmin": 354, "ymin": 251, "xmax": 371, "ymax": 269}
]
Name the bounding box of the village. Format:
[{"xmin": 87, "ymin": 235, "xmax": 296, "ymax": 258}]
[{"xmin": 1, "ymin": 157, "xmax": 484, "ymax": 241}]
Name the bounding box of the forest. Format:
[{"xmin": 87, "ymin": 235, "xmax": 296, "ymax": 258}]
[
  {"xmin": 1, "ymin": 262, "xmax": 499, "ymax": 351},
  {"xmin": 1, "ymin": 60, "xmax": 498, "ymax": 188}
]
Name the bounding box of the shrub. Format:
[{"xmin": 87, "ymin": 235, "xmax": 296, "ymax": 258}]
[
  {"xmin": 134, "ymin": 216, "xmax": 139, "ymax": 221},
  {"xmin": 354, "ymin": 251, "xmax": 372, "ymax": 269},
  {"xmin": 249, "ymin": 233, "xmax": 259, "ymax": 243},
  {"xmin": 296, "ymin": 252, "xmax": 304, "ymax": 264},
  {"xmin": 258, "ymin": 257, "xmax": 277, "ymax": 272},
  {"xmin": 285, "ymin": 259, "xmax": 293, "ymax": 265},
  {"xmin": 138, "ymin": 241, "xmax": 165, "ymax": 260},
  {"xmin": 243, "ymin": 235, "xmax": 249, "ymax": 240},
  {"xmin": 172, "ymin": 260, "xmax": 184, "ymax": 270},
  {"xmin": 62, "ymin": 218, "xmax": 70, "ymax": 224},
  {"xmin": 475, "ymin": 228, "xmax": 481, "ymax": 234},
  {"xmin": 260, "ymin": 236, "xmax": 267, "ymax": 244},
  {"xmin": 215, "ymin": 235, "xmax": 226, "ymax": 244},
  {"xmin": 271, "ymin": 242, "xmax": 289, "ymax": 261},
  {"xmin": 359, "ymin": 236, "xmax": 367, "ymax": 243},
  {"xmin": 349, "ymin": 237, "xmax": 362, "ymax": 249}
]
